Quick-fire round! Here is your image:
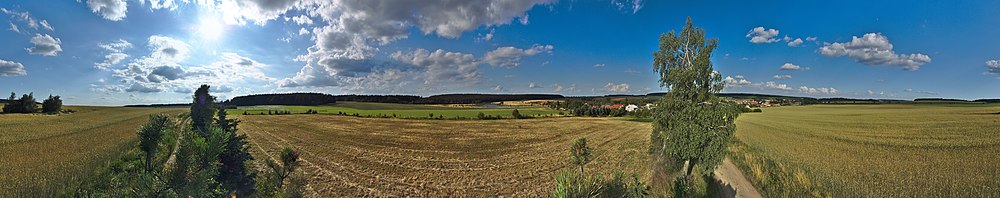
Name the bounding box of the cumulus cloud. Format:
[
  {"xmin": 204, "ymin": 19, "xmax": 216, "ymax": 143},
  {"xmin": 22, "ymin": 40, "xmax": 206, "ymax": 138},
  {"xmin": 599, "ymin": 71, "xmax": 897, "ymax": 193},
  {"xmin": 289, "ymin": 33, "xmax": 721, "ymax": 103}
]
[
  {"xmin": 778, "ymin": 63, "xmax": 807, "ymax": 71},
  {"xmin": 94, "ymin": 39, "xmax": 133, "ymax": 70},
  {"xmin": 0, "ymin": 59, "xmax": 27, "ymax": 76},
  {"xmin": 806, "ymin": 37, "xmax": 817, "ymax": 41},
  {"xmin": 772, "ymin": 74, "xmax": 792, "ymax": 79},
  {"xmin": 747, "ymin": 27, "xmax": 780, "ymax": 44},
  {"xmin": 602, "ymin": 82, "xmax": 630, "ymax": 92},
  {"xmin": 787, "ymin": 38, "xmax": 803, "ymax": 47},
  {"xmin": 391, "ymin": 48, "xmax": 481, "ymax": 83},
  {"xmin": 26, "ymin": 34, "xmax": 62, "ymax": 56},
  {"xmin": 986, "ymin": 60, "xmax": 1000, "ymax": 76},
  {"xmin": 724, "ymin": 75, "xmax": 837, "ymax": 95},
  {"xmin": 819, "ymin": 33, "xmax": 931, "ymax": 71},
  {"xmin": 483, "ymin": 44, "xmax": 553, "ymax": 68},
  {"xmin": 528, "ymin": 82, "xmax": 543, "ymax": 88},
  {"xmin": 101, "ymin": 35, "xmax": 271, "ymax": 93},
  {"xmin": 290, "ymin": 15, "xmax": 312, "ymax": 25},
  {"xmin": 724, "ymin": 75, "xmax": 751, "ymax": 86},
  {"xmin": 593, "ymin": 63, "xmax": 605, "ymax": 68},
  {"xmin": 87, "ymin": 0, "xmax": 128, "ymax": 21}
]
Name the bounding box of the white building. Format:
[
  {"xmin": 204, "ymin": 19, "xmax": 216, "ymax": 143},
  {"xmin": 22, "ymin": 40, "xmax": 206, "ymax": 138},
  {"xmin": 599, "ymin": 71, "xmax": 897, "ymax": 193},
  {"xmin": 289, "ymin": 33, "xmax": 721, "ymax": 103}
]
[{"xmin": 625, "ymin": 104, "xmax": 640, "ymax": 112}]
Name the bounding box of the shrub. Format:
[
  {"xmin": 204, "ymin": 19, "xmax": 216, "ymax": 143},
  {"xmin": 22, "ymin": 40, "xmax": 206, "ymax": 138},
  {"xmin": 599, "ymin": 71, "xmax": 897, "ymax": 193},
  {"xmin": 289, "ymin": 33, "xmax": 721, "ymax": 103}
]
[
  {"xmin": 570, "ymin": 137, "xmax": 592, "ymax": 174},
  {"xmin": 512, "ymin": 109, "xmax": 524, "ymax": 119}
]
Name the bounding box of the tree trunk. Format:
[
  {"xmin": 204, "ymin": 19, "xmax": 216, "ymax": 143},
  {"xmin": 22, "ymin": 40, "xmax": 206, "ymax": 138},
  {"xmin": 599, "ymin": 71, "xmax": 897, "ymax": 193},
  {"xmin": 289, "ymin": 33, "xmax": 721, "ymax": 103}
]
[{"xmin": 685, "ymin": 159, "xmax": 696, "ymax": 176}]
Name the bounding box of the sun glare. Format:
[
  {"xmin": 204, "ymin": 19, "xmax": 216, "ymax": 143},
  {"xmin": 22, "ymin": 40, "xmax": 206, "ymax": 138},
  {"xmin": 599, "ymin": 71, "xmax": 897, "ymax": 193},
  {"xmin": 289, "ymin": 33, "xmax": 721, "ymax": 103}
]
[{"xmin": 196, "ymin": 15, "xmax": 225, "ymax": 41}]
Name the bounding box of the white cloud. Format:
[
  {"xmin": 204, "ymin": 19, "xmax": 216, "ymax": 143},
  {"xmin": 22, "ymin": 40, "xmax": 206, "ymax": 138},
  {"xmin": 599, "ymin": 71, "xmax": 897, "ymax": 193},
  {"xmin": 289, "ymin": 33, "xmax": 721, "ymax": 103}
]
[
  {"xmin": 724, "ymin": 75, "xmax": 751, "ymax": 86},
  {"xmin": 819, "ymin": 33, "xmax": 931, "ymax": 71},
  {"xmin": 298, "ymin": 27, "xmax": 309, "ymax": 35},
  {"xmin": 602, "ymin": 82, "xmax": 630, "ymax": 92},
  {"xmin": 800, "ymin": 86, "xmax": 838, "ymax": 94},
  {"xmin": 612, "ymin": 0, "xmax": 644, "ymax": 13},
  {"xmin": 779, "ymin": 63, "xmax": 806, "ymax": 71},
  {"xmin": 2, "ymin": 8, "xmax": 40, "ymax": 30},
  {"xmin": 0, "ymin": 59, "xmax": 27, "ymax": 77},
  {"xmin": 94, "ymin": 39, "xmax": 133, "ymax": 70},
  {"xmin": 724, "ymin": 75, "xmax": 837, "ymax": 95},
  {"xmin": 787, "ymin": 38, "xmax": 803, "ymax": 47},
  {"xmin": 556, "ymin": 84, "xmax": 577, "ymax": 93},
  {"xmin": 103, "ymin": 35, "xmax": 271, "ymax": 93},
  {"xmin": 493, "ymin": 85, "xmax": 505, "ymax": 92},
  {"xmin": 39, "ymin": 20, "xmax": 52, "ymax": 31},
  {"xmin": 8, "ymin": 22, "xmax": 18, "ymax": 33},
  {"xmin": 593, "ymin": 63, "xmax": 605, "ymax": 68},
  {"xmin": 480, "ymin": 28, "xmax": 495, "ymax": 41},
  {"xmin": 986, "ymin": 60, "xmax": 1000, "ymax": 76},
  {"xmin": 482, "ymin": 44, "xmax": 553, "ymax": 68},
  {"xmin": 87, "ymin": 0, "xmax": 128, "ymax": 21},
  {"xmin": 528, "ymin": 82, "xmax": 543, "ymax": 88},
  {"xmin": 772, "ymin": 74, "xmax": 792, "ymax": 79},
  {"xmin": 290, "ymin": 15, "xmax": 312, "ymax": 25},
  {"xmin": 26, "ymin": 34, "xmax": 62, "ymax": 56},
  {"xmin": 806, "ymin": 37, "xmax": 817, "ymax": 41},
  {"xmin": 746, "ymin": 27, "xmax": 780, "ymax": 44},
  {"xmin": 390, "ymin": 48, "xmax": 481, "ymax": 83}
]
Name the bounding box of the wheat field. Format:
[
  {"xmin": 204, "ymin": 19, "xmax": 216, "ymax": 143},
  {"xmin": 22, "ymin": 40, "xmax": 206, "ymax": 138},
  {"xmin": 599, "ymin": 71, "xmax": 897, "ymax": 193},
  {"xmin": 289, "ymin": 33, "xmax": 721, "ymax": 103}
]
[
  {"xmin": 0, "ymin": 106, "xmax": 185, "ymax": 195},
  {"xmin": 735, "ymin": 104, "xmax": 1000, "ymax": 197}
]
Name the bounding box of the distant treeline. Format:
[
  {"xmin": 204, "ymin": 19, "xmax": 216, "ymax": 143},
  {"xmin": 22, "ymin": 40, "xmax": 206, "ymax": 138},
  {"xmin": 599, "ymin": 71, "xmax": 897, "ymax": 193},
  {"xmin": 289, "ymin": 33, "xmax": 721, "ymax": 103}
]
[
  {"xmin": 122, "ymin": 92, "xmax": 1000, "ymax": 107},
  {"xmin": 222, "ymin": 93, "xmax": 565, "ymax": 106}
]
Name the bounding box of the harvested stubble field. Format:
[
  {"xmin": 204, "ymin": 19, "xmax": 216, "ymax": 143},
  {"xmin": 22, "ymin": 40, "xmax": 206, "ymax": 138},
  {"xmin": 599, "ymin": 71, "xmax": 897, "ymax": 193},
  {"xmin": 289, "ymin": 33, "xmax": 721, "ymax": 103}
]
[
  {"xmin": 0, "ymin": 106, "xmax": 186, "ymax": 195},
  {"xmin": 735, "ymin": 104, "xmax": 1000, "ymax": 197},
  {"xmin": 237, "ymin": 114, "xmax": 651, "ymax": 196}
]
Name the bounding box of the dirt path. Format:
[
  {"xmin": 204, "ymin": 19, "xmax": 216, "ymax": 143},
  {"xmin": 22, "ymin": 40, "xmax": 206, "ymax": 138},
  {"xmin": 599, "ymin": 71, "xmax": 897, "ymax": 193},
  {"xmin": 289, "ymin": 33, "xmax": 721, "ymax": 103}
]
[{"xmin": 713, "ymin": 157, "xmax": 763, "ymax": 198}]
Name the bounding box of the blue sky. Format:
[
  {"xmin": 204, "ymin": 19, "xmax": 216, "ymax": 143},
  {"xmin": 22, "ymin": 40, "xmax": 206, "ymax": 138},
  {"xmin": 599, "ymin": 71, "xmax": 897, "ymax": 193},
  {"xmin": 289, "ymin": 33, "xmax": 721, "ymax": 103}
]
[{"xmin": 0, "ymin": 0, "xmax": 998, "ymax": 105}]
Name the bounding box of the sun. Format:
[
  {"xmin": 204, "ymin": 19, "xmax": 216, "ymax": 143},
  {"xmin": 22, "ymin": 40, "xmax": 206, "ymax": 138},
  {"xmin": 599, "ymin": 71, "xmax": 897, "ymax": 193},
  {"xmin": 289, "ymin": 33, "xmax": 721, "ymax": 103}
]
[{"xmin": 196, "ymin": 15, "xmax": 225, "ymax": 41}]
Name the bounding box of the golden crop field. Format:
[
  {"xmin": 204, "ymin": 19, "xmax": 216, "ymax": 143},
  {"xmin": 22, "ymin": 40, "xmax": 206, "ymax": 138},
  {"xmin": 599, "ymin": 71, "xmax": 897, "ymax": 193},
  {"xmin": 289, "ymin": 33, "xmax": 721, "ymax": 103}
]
[
  {"xmin": 735, "ymin": 104, "xmax": 1000, "ymax": 197},
  {"xmin": 0, "ymin": 106, "xmax": 186, "ymax": 195},
  {"xmin": 237, "ymin": 114, "xmax": 652, "ymax": 197}
]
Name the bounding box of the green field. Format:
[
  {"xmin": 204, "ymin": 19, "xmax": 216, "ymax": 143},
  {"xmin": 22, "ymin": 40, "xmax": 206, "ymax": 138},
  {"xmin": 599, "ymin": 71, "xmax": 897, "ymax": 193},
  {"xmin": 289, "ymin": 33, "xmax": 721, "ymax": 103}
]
[
  {"xmin": 0, "ymin": 106, "xmax": 185, "ymax": 195},
  {"xmin": 228, "ymin": 101, "xmax": 566, "ymax": 119},
  {"xmin": 734, "ymin": 104, "xmax": 1000, "ymax": 197}
]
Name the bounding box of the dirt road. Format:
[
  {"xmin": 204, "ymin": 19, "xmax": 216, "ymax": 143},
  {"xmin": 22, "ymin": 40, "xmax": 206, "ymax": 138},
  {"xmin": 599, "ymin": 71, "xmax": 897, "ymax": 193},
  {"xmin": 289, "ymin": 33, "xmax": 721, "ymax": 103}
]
[{"xmin": 713, "ymin": 157, "xmax": 763, "ymax": 198}]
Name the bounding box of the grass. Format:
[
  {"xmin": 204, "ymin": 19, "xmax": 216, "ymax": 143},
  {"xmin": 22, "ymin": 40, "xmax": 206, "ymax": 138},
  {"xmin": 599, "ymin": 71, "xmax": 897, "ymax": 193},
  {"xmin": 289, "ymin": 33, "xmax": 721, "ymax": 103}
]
[
  {"xmin": 235, "ymin": 114, "xmax": 651, "ymax": 196},
  {"xmin": 733, "ymin": 104, "xmax": 1000, "ymax": 197},
  {"xmin": 0, "ymin": 106, "xmax": 186, "ymax": 195},
  {"xmin": 228, "ymin": 101, "xmax": 566, "ymax": 119}
]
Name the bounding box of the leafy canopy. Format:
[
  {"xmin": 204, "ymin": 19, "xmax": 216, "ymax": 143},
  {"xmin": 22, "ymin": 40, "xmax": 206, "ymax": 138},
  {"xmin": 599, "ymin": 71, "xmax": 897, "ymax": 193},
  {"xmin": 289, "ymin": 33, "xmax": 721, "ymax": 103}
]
[{"xmin": 650, "ymin": 17, "xmax": 738, "ymax": 176}]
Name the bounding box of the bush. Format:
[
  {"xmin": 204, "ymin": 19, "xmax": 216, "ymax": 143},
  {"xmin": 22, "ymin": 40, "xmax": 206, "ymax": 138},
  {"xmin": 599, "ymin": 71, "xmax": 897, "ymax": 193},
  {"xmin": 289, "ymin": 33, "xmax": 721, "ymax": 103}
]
[{"xmin": 551, "ymin": 169, "xmax": 650, "ymax": 198}]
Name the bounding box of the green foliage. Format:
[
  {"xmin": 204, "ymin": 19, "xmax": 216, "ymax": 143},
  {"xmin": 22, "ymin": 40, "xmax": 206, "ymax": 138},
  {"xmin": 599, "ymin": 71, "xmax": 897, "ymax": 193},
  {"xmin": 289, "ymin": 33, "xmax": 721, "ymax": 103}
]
[
  {"xmin": 670, "ymin": 176, "xmax": 691, "ymax": 198},
  {"xmin": 512, "ymin": 109, "xmax": 523, "ymax": 119},
  {"xmin": 138, "ymin": 114, "xmax": 171, "ymax": 172},
  {"xmin": 216, "ymin": 106, "xmax": 256, "ymax": 196},
  {"xmin": 650, "ymin": 17, "xmax": 737, "ymax": 177},
  {"xmin": 42, "ymin": 95, "xmax": 62, "ymax": 114},
  {"xmin": 258, "ymin": 147, "xmax": 303, "ymax": 198},
  {"xmin": 191, "ymin": 85, "xmax": 217, "ymax": 134},
  {"xmin": 551, "ymin": 169, "xmax": 650, "ymax": 198},
  {"xmin": 3, "ymin": 92, "xmax": 37, "ymax": 113},
  {"xmin": 551, "ymin": 169, "xmax": 601, "ymax": 198},
  {"xmin": 570, "ymin": 137, "xmax": 593, "ymax": 174},
  {"xmin": 652, "ymin": 17, "xmax": 723, "ymax": 102}
]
